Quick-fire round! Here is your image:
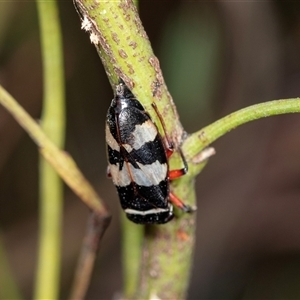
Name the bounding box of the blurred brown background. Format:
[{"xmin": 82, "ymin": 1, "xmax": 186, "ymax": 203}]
[{"xmin": 1, "ymin": 0, "xmax": 300, "ymax": 299}]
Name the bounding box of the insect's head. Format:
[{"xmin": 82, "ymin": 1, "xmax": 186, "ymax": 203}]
[{"xmin": 111, "ymin": 80, "xmax": 145, "ymax": 113}]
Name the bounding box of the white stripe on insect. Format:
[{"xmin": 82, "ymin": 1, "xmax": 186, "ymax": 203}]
[
  {"xmin": 106, "ymin": 120, "xmax": 157, "ymax": 153},
  {"xmin": 109, "ymin": 160, "xmax": 167, "ymax": 187},
  {"xmin": 131, "ymin": 120, "xmax": 157, "ymax": 150},
  {"xmin": 105, "ymin": 124, "xmax": 119, "ymax": 151},
  {"xmin": 133, "ymin": 161, "xmax": 167, "ymax": 186},
  {"xmin": 116, "ymin": 120, "xmax": 158, "ymax": 153},
  {"xmin": 123, "ymin": 143, "xmax": 133, "ymax": 153},
  {"xmin": 125, "ymin": 204, "xmax": 173, "ymax": 216},
  {"xmin": 109, "ymin": 163, "xmax": 131, "ymax": 186}
]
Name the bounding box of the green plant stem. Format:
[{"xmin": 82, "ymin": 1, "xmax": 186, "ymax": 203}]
[
  {"xmin": 72, "ymin": 0, "xmax": 184, "ymax": 138},
  {"xmin": 34, "ymin": 1, "xmax": 65, "ymax": 299},
  {"xmin": 117, "ymin": 1, "xmax": 142, "ymax": 298},
  {"xmin": 73, "ymin": 1, "xmax": 195, "ymax": 298},
  {"xmin": 0, "ymin": 84, "xmax": 110, "ymax": 300},
  {"xmin": 183, "ymin": 99, "xmax": 300, "ymax": 176},
  {"xmin": 72, "ymin": 1, "xmax": 300, "ymax": 299},
  {"xmin": 0, "ymin": 232, "xmax": 22, "ymax": 300},
  {"xmin": 121, "ymin": 214, "xmax": 143, "ymax": 298},
  {"xmin": 0, "ymin": 85, "xmax": 106, "ymax": 214}
]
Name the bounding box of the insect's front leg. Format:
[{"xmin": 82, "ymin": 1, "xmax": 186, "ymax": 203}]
[{"xmin": 168, "ymin": 147, "xmax": 188, "ymax": 179}]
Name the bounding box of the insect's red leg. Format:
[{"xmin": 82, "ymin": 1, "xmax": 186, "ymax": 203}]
[
  {"xmin": 166, "ymin": 148, "xmax": 173, "ymax": 158},
  {"xmin": 168, "ymin": 147, "xmax": 188, "ymax": 180},
  {"xmin": 152, "ymin": 102, "xmax": 189, "ymax": 176},
  {"xmin": 169, "ymin": 168, "xmax": 187, "ymax": 180},
  {"xmin": 169, "ymin": 192, "xmax": 196, "ymax": 213}
]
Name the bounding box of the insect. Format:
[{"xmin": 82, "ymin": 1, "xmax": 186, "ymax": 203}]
[{"xmin": 105, "ymin": 80, "xmax": 194, "ymax": 224}]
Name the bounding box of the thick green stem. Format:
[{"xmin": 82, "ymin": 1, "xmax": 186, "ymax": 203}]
[
  {"xmin": 34, "ymin": 1, "xmax": 66, "ymax": 299},
  {"xmin": 72, "ymin": 1, "xmax": 300, "ymax": 299},
  {"xmin": 117, "ymin": 3, "xmax": 142, "ymax": 297},
  {"xmin": 73, "ymin": 1, "xmax": 195, "ymax": 298},
  {"xmin": 121, "ymin": 215, "xmax": 143, "ymax": 298}
]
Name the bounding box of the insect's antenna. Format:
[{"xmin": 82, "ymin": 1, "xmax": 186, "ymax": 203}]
[
  {"xmin": 151, "ymin": 102, "xmax": 174, "ymax": 151},
  {"xmin": 151, "ymin": 103, "xmax": 188, "ymax": 173}
]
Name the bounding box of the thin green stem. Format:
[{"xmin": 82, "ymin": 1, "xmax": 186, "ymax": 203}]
[
  {"xmin": 0, "ymin": 84, "xmax": 110, "ymax": 300},
  {"xmin": 0, "ymin": 85, "xmax": 106, "ymax": 215},
  {"xmin": 0, "ymin": 232, "xmax": 23, "ymax": 300},
  {"xmin": 34, "ymin": 1, "xmax": 65, "ymax": 299},
  {"xmin": 183, "ymin": 99, "xmax": 300, "ymax": 175}
]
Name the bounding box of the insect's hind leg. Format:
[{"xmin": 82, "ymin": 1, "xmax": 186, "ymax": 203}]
[{"xmin": 169, "ymin": 192, "xmax": 196, "ymax": 213}]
